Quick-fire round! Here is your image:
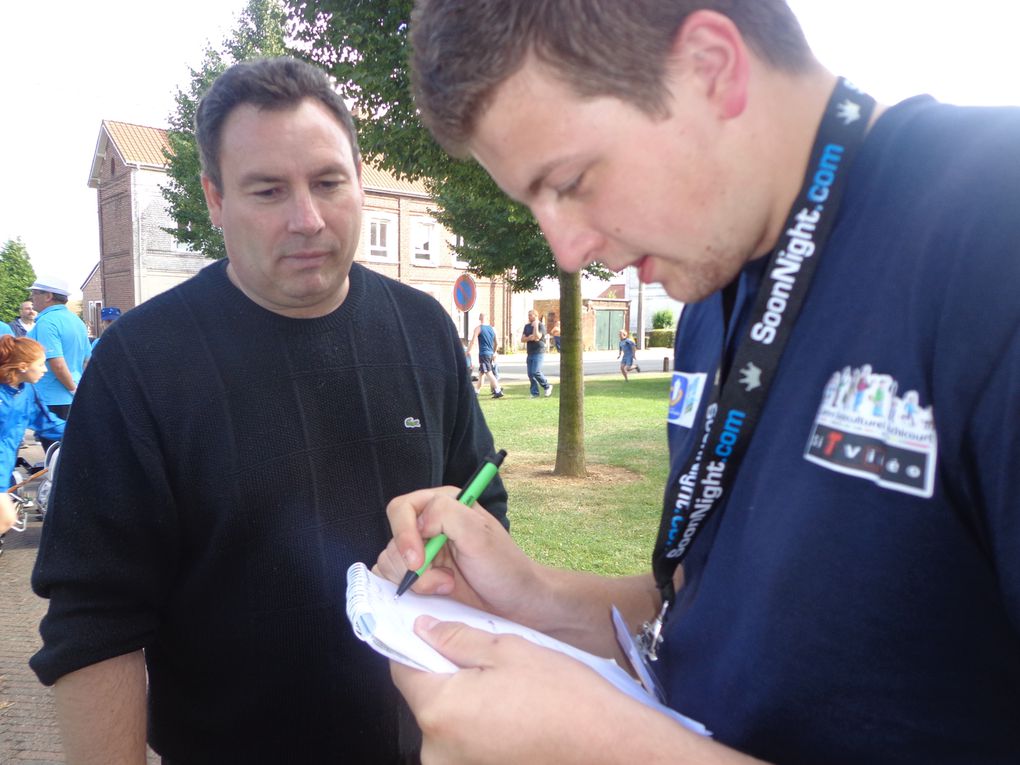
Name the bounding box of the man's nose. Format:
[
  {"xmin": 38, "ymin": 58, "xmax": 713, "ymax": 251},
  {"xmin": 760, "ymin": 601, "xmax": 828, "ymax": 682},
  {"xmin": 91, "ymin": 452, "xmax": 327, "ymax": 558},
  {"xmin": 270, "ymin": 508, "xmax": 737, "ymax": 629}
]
[
  {"xmin": 533, "ymin": 205, "xmax": 602, "ymax": 273},
  {"xmin": 288, "ymin": 188, "xmax": 326, "ymax": 235}
]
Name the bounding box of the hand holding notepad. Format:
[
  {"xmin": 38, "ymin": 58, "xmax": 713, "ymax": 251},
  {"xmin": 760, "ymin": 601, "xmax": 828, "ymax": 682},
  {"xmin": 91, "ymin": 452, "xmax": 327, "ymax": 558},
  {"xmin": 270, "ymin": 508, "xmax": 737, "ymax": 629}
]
[{"xmin": 345, "ymin": 562, "xmax": 709, "ymax": 735}]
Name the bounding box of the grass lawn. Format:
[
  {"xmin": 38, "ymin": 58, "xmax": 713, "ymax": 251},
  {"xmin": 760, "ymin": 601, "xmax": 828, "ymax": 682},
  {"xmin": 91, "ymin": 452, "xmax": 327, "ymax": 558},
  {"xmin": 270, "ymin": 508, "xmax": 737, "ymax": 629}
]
[{"xmin": 475, "ymin": 372, "xmax": 674, "ymax": 577}]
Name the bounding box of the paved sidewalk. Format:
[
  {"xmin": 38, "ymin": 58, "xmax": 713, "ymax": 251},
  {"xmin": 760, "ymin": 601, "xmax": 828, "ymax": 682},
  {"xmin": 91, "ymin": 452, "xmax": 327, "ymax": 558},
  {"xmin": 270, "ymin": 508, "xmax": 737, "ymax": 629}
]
[
  {"xmin": 2, "ymin": 433, "xmax": 162, "ymax": 765},
  {"xmin": 1, "ymin": 522, "xmax": 162, "ymax": 764},
  {"xmin": 0, "ymin": 521, "xmax": 64, "ymax": 764}
]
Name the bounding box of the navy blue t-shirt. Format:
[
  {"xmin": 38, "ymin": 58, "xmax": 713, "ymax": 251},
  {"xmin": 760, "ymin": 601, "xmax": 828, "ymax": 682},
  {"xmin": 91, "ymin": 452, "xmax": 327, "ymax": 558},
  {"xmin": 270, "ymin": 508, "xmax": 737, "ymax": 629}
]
[
  {"xmin": 477, "ymin": 324, "xmax": 496, "ymax": 358},
  {"xmin": 656, "ymin": 97, "xmax": 1020, "ymax": 763}
]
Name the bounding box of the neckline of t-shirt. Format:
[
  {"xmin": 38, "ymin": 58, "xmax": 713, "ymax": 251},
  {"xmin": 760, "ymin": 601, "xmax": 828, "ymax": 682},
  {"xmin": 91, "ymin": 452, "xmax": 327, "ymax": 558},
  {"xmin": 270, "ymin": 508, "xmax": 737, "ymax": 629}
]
[{"xmin": 204, "ymin": 258, "xmax": 367, "ymax": 331}]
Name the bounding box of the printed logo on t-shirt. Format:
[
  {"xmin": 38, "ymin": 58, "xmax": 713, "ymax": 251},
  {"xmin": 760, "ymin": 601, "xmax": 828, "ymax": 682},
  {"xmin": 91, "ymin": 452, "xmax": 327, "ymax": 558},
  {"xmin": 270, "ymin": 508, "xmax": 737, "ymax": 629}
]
[
  {"xmin": 668, "ymin": 372, "xmax": 707, "ymax": 429},
  {"xmin": 804, "ymin": 365, "xmax": 937, "ymax": 498}
]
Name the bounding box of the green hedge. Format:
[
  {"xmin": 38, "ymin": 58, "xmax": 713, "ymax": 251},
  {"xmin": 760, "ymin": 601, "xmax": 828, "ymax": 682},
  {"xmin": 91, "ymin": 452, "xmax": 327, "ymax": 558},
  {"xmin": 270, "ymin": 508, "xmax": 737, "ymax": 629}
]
[{"xmin": 646, "ymin": 328, "xmax": 675, "ymax": 348}]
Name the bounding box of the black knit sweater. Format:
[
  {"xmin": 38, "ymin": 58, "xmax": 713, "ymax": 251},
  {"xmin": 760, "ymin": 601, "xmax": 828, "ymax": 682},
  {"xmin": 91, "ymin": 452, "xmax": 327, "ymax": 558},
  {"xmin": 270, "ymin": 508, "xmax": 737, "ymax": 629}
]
[{"xmin": 32, "ymin": 261, "xmax": 508, "ymax": 763}]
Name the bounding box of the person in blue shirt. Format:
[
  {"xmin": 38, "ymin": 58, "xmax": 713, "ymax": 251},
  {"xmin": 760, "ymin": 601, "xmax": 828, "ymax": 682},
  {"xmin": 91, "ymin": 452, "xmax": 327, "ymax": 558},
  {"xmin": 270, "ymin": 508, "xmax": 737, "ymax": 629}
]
[
  {"xmin": 466, "ymin": 313, "xmax": 504, "ymax": 398},
  {"xmin": 617, "ymin": 328, "xmax": 640, "ymax": 381},
  {"xmin": 372, "ymin": 1, "xmax": 1020, "ymax": 763},
  {"xmin": 1, "ymin": 335, "xmax": 65, "ymax": 532},
  {"xmin": 27, "ymin": 277, "xmax": 90, "ymax": 451}
]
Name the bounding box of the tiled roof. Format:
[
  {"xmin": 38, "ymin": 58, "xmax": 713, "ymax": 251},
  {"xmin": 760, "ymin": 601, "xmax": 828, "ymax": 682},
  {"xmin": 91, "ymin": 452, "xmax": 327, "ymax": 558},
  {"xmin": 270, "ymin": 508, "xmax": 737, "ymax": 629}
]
[
  {"xmin": 90, "ymin": 119, "xmax": 430, "ymax": 198},
  {"xmin": 361, "ymin": 163, "xmax": 429, "ymax": 197},
  {"xmin": 103, "ymin": 121, "xmax": 172, "ymax": 167}
]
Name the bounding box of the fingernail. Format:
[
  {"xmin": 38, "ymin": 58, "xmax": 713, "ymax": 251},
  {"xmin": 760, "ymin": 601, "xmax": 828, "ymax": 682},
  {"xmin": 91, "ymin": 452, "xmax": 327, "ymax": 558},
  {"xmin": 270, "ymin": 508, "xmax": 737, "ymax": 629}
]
[
  {"xmin": 402, "ymin": 549, "xmax": 417, "ymax": 567},
  {"xmin": 435, "ymin": 581, "xmax": 453, "ymax": 596},
  {"xmin": 416, "ymin": 615, "xmax": 439, "ymax": 632}
]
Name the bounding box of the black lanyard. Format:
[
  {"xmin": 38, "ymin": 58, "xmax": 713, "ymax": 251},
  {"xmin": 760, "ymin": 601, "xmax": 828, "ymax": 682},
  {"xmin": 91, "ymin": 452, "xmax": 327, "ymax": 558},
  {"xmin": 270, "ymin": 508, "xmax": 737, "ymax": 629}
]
[{"xmin": 642, "ymin": 79, "xmax": 876, "ymax": 658}]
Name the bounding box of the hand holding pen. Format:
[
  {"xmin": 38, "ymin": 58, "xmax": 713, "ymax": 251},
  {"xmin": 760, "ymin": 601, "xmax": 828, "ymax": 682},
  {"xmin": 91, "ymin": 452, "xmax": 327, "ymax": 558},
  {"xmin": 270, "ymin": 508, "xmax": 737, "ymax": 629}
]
[{"xmin": 395, "ymin": 449, "xmax": 507, "ymax": 597}]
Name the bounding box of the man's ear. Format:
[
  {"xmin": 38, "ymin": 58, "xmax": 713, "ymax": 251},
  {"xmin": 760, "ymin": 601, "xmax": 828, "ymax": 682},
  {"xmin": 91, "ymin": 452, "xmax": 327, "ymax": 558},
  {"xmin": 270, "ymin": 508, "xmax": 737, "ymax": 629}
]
[
  {"xmin": 672, "ymin": 9, "xmax": 751, "ymax": 120},
  {"xmin": 201, "ymin": 174, "xmax": 224, "ymax": 227}
]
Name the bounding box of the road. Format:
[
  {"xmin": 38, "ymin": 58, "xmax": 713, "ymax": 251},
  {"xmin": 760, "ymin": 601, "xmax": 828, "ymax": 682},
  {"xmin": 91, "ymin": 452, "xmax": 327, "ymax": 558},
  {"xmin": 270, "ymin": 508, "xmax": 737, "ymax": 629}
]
[{"xmin": 488, "ymin": 348, "xmax": 674, "ymax": 382}]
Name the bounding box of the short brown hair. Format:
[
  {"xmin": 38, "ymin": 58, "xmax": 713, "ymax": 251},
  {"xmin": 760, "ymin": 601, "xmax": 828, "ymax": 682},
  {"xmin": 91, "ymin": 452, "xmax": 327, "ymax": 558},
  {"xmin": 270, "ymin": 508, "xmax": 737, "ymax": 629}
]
[
  {"xmin": 195, "ymin": 56, "xmax": 361, "ymax": 192},
  {"xmin": 410, "ymin": 0, "xmax": 814, "ymax": 155}
]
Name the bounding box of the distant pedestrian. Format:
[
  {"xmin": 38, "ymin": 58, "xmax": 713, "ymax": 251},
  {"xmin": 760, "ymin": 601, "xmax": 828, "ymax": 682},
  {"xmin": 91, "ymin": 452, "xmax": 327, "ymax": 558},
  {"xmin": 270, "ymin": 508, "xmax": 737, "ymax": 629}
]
[
  {"xmin": 467, "ymin": 313, "xmax": 504, "ymax": 398},
  {"xmin": 522, "ymin": 309, "xmax": 552, "ymax": 398},
  {"xmin": 550, "ymin": 320, "xmax": 561, "ymax": 352},
  {"xmin": 27, "ymin": 276, "xmax": 90, "ymax": 452},
  {"xmin": 8, "ymin": 301, "xmax": 36, "ymax": 337},
  {"xmin": 91, "ymin": 306, "xmax": 121, "ymax": 349},
  {"xmin": 617, "ymin": 329, "xmax": 640, "ymax": 380}
]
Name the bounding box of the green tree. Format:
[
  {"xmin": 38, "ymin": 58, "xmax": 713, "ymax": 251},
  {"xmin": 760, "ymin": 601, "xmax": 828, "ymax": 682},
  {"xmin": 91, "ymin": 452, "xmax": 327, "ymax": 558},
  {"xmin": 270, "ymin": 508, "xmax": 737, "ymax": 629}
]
[
  {"xmin": 652, "ymin": 309, "xmax": 675, "ymax": 329},
  {"xmin": 290, "ymin": 0, "xmax": 611, "ymax": 475},
  {"xmin": 161, "ymin": 0, "xmax": 289, "ymax": 259},
  {"xmin": 0, "ymin": 238, "xmax": 35, "ymax": 322}
]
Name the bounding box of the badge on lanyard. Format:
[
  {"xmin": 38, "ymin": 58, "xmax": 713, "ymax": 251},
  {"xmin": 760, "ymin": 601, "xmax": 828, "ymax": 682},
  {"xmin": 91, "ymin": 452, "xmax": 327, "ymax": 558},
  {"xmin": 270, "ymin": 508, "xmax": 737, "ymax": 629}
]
[{"xmin": 668, "ymin": 372, "xmax": 707, "ymax": 429}]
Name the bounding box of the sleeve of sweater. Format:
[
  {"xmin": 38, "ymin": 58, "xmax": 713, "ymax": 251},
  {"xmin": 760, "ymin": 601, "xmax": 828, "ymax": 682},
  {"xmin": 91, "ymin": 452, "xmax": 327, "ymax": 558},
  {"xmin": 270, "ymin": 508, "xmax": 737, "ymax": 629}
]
[{"xmin": 30, "ymin": 341, "xmax": 179, "ymax": 685}]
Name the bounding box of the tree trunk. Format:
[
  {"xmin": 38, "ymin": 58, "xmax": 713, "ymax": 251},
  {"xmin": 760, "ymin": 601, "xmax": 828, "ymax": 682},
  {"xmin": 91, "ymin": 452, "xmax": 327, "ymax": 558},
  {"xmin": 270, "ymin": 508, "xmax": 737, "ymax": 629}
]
[{"xmin": 554, "ymin": 268, "xmax": 586, "ymax": 476}]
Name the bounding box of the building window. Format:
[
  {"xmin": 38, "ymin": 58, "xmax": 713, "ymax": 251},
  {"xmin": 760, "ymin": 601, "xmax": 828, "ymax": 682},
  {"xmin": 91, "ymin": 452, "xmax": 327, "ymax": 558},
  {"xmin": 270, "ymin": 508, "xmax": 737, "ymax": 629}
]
[
  {"xmin": 412, "ymin": 217, "xmax": 438, "ymax": 265},
  {"xmin": 365, "ymin": 213, "xmax": 397, "ymax": 260},
  {"xmin": 450, "ymin": 234, "xmax": 470, "ymax": 268},
  {"xmin": 87, "ymin": 300, "xmax": 103, "ymax": 337}
]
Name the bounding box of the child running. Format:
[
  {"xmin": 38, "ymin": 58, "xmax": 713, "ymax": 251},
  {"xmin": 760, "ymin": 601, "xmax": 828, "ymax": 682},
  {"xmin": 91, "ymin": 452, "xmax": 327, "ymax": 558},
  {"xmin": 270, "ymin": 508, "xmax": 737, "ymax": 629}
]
[
  {"xmin": 1, "ymin": 335, "xmax": 66, "ymax": 533},
  {"xmin": 617, "ymin": 328, "xmax": 640, "ymax": 381}
]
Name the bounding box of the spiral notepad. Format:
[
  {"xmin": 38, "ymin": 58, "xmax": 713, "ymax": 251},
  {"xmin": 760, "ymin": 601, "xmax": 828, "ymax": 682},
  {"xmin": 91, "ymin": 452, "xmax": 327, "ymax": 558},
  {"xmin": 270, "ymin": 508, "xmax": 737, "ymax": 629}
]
[{"xmin": 345, "ymin": 562, "xmax": 710, "ymax": 735}]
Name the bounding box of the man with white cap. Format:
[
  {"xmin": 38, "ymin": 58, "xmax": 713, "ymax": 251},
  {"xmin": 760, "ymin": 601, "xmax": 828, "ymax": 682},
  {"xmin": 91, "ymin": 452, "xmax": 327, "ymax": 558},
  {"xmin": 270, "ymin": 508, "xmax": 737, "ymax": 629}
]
[{"xmin": 28, "ymin": 276, "xmax": 90, "ymax": 450}]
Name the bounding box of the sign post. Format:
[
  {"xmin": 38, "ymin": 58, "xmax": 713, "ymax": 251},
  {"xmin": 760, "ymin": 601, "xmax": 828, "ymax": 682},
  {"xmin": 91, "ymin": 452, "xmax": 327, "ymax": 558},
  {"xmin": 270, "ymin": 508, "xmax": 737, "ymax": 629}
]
[{"xmin": 453, "ymin": 274, "xmax": 477, "ymax": 340}]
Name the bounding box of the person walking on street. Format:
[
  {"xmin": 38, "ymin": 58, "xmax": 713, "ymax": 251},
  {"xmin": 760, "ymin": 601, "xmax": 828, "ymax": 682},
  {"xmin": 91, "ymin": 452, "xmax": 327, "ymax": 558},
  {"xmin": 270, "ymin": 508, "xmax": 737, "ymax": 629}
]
[
  {"xmin": 617, "ymin": 328, "xmax": 640, "ymax": 380},
  {"xmin": 9, "ymin": 301, "xmax": 37, "ymax": 338},
  {"xmin": 27, "ymin": 277, "xmax": 90, "ymax": 452},
  {"xmin": 521, "ymin": 309, "xmax": 552, "ymax": 398},
  {"xmin": 467, "ymin": 313, "xmax": 504, "ymax": 398}
]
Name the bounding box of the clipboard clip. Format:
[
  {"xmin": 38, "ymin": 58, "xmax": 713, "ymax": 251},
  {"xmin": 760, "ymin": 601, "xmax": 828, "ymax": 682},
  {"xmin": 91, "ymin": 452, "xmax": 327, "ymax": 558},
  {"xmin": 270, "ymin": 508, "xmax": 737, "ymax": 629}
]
[{"xmin": 636, "ymin": 599, "xmax": 669, "ymax": 662}]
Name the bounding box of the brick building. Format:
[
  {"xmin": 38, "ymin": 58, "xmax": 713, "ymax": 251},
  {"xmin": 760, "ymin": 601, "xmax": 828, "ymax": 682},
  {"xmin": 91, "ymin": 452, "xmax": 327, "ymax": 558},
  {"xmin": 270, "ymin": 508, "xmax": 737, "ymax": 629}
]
[{"xmin": 84, "ymin": 120, "xmax": 512, "ymax": 348}]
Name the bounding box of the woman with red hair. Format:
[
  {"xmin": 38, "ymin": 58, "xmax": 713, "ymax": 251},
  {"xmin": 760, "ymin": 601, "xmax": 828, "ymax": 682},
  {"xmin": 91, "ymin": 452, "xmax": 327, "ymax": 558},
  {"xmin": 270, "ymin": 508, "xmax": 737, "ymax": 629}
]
[{"xmin": 1, "ymin": 335, "xmax": 66, "ymax": 532}]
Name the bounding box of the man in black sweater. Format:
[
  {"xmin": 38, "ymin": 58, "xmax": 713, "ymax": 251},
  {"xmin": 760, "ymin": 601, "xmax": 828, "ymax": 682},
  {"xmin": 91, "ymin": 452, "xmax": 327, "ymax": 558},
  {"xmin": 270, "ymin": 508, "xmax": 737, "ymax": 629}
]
[{"xmin": 31, "ymin": 57, "xmax": 507, "ymax": 764}]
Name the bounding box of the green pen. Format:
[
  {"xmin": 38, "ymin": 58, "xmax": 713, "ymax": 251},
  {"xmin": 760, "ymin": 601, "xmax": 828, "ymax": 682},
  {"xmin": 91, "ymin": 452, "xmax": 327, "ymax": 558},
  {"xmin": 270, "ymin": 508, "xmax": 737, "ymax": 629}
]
[{"xmin": 394, "ymin": 449, "xmax": 507, "ymax": 598}]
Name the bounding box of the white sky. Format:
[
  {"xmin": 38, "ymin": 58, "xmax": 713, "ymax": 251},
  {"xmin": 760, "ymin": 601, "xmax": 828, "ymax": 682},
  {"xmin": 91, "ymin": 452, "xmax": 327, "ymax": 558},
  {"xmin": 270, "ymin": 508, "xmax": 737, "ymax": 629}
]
[{"xmin": 1, "ymin": 1, "xmax": 1018, "ymax": 297}]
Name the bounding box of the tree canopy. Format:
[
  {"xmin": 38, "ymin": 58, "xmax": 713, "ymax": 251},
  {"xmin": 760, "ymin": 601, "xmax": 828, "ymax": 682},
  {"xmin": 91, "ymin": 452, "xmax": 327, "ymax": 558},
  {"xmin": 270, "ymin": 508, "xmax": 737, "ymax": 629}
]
[
  {"xmin": 161, "ymin": 0, "xmax": 289, "ymax": 259},
  {"xmin": 0, "ymin": 238, "xmax": 35, "ymax": 323}
]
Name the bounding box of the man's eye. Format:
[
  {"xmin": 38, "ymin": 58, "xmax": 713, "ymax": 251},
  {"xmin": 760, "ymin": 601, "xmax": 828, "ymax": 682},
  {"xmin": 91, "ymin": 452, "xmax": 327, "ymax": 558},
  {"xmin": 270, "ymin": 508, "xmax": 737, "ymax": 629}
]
[
  {"xmin": 554, "ymin": 174, "xmax": 584, "ymax": 199},
  {"xmin": 252, "ymin": 187, "xmax": 280, "ymax": 198}
]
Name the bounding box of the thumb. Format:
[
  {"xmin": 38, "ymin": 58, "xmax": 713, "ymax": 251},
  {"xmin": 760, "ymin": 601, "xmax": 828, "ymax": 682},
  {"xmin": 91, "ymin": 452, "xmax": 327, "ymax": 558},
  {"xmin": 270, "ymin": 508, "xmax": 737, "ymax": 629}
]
[{"xmin": 414, "ymin": 616, "xmax": 496, "ymax": 670}]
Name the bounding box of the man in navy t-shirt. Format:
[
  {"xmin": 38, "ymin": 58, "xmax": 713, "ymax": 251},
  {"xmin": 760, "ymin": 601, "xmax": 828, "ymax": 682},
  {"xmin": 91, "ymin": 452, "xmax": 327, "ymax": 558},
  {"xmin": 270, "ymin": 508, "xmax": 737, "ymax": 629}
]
[
  {"xmin": 467, "ymin": 313, "xmax": 504, "ymax": 398},
  {"xmin": 374, "ymin": 2, "xmax": 1020, "ymax": 763}
]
